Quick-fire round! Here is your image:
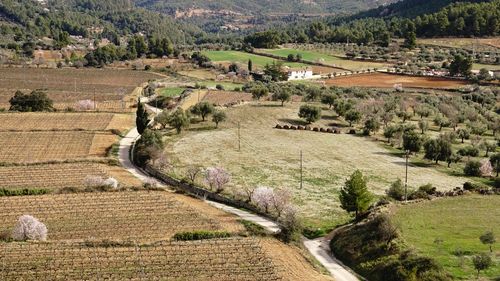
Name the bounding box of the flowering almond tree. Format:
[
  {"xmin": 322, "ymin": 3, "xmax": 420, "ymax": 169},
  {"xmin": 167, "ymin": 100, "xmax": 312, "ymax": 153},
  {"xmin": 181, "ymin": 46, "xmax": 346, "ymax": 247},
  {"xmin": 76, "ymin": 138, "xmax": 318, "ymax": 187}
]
[
  {"xmin": 75, "ymin": 99, "xmax": 95, "ymax": 111},
  {"xmin": 12, "ymin": 215, "xmax": 48, "ymax": 241},
  {"xmin": 480, "ymin": 159, "xmax": 493, "ymax": 177},
  {"xmin": 251, "ymin": 186, "xmax": 274, "ymax": 213},
  {"xmin": 204, "ymin": 167, "xmax": 231, "ymax": 193}
]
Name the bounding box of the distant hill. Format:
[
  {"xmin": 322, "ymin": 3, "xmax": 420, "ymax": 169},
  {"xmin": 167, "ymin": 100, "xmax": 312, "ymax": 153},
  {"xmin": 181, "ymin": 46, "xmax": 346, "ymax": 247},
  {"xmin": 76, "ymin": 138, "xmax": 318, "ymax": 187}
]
[
  {"xmin": 352, "ymin": 0, "xmax": 490, "ymax": 19},
  {"xmin": 134, "ymin": 0, "xmax": 398, "ymax": 16},
  {"xmin": 0, "ymin": 0, "xmax": 203, "ymax": 46}
]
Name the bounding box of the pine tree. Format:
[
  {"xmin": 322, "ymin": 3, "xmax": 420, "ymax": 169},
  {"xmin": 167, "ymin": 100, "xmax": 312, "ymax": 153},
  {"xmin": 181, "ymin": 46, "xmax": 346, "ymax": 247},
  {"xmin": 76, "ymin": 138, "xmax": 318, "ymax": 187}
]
[
  {"xmin": 339, "ymin": 170, "xmax": 373, "ymax": 220},
  {"xmin": 136, "ymin": 100, "xmax": 150, "ymax": 135}
]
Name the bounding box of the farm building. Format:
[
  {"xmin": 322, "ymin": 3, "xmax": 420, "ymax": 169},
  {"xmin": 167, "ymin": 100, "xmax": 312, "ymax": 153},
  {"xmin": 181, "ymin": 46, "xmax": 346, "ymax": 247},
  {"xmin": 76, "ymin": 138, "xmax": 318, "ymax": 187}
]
[{"xmin": 286, "ymin": 67, "xmax": 314, "ymax": 81}]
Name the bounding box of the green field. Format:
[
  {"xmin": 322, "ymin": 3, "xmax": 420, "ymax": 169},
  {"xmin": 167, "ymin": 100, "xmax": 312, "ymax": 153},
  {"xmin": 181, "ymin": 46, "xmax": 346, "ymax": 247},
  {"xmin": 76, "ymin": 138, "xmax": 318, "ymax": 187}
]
[
  {"xmin": 158, "ymin": 87, "xmax": 185, "ymax": 97},
  {"xmin": 259, "ymin": 48, "xmax": 390, "ymax": 71},
  {"xmin": 202, "ymin": 50, "xmax": 306, "ymax": 69},
  {"xmin": 393, "ymin": 195, "xmax": 500, "ymax": 280},
  {"xmin": 473, "ymin": 63, "xmax": 500, "ymax": 71},
  {"xmin": 197, "ymin": 81, "xmax": 244, "ymax": 91}
]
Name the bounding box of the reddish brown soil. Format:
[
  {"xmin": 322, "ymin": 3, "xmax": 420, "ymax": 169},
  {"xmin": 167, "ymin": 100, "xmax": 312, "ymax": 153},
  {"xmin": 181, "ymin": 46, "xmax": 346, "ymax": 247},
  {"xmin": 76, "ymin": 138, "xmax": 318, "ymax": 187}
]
[{"xmin": 324, "ymin": 73, "xmax": 468, "ymax": 89}]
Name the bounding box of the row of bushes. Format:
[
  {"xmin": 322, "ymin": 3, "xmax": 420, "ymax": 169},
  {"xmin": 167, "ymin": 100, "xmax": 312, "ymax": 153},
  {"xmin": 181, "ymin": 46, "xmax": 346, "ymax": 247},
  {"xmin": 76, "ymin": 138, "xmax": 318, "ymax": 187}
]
[
  {"xmin": 275, "ymin": 124, "xmax": 341, "ymax": 134},
  {"xmin": 386, "ymin": 179, "xmax": 499, "ymax": 202},
  {"xmin": 0, "ymin": 188, "xmax": 49, "ymax": 197},
  {"xmin": 173, "ymin": 231, "xmax": 232, "ymax": 241}
]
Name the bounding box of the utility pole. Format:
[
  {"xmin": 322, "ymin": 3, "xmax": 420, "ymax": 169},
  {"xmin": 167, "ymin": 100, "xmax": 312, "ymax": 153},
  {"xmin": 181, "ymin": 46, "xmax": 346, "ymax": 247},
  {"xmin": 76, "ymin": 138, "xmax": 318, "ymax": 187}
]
[
  {"xmin": 238, "ymin": 122, "xmax": 241, "ymax": 152},
  {"xmin": 300, "ymin": 150, "xmax": 303, "ymax": 190},
  {"xmin": 404, "ymin": 150, "xmax": 409, "ymax": 202}
]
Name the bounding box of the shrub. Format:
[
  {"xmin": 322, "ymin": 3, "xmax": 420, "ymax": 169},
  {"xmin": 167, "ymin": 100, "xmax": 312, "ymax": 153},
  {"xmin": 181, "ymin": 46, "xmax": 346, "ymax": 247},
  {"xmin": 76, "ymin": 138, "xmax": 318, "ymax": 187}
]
[
  {"xmin": 12, "ymin": 215, "xmax": 48, "ymax": 241},
  {"xmin": 9, "ymin": 90, "xmax": 54, "ymax": 112},
  {"xmin": 464, "ymin": 161, "xmax": 481, "ymax": 177},
  {"xmin": 173, "ymin": 231, "xmax": 231, "ymax": 241},
  {"xmin": 418, "ymin": 184, "xmax": 436, "ymax": 195},
  {"xmin": 386, "ymin": 179, "xmax": 405, "ymax": 201}
]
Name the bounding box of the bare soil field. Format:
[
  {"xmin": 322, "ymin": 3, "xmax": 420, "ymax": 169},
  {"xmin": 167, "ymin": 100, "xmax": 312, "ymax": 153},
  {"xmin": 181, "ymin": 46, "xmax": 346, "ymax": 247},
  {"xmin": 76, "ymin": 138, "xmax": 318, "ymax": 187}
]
[
  {"xmin": 202, "ymin": 90, "xmax": 253, "ymax": 106},
  {"xmin": 167, "ymin": 103, "xmax": 467, "ymax": 228},
  {"xmin": 0, "ymin": 113, "xmax": 133, "ymax": 132},
  {"xmin": 0, "ymin": 131, "xmax": 117, "ymax": 163},
  {"xmin": 0, "ymin": 163, "xmax": 141, "ymax": 189},
  {"xmin": 0, "ymin": 67, "xmax": 161, "ymax": 111},
  {"xmin": 324, "ymin": 73, "xmax": 468, "ymax": 89}
]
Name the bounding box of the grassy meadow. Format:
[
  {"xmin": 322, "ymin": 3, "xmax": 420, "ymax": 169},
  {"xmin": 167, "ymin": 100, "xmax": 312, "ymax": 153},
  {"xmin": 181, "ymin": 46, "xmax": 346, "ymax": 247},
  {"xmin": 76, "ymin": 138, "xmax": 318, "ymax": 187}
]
[
  {"xmin": 202, "ymin": 50, "xmax": 306, "ymax": 69},
  {"xmin": 393, "ymin": 195, "xmax": 500, "ymax": 280},
  {"xmin": 259, "ymin": 48, "xmax": 390, "ymax": 71},
  {"xmin": 165, "ymin": 102, "xmax": 468, "ymax": 231}
]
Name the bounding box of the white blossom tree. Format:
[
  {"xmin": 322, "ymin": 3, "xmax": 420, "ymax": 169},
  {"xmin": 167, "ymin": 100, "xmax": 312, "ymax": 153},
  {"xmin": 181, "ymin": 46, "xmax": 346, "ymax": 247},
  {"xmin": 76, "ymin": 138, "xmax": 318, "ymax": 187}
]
[
  {"xmin": 83, "ymin": 175, "xmax": 118, "ymax": 189},
  {"xmin": 271, "ymin": 188, "xmax": 292, "ymax": 217},
  {"xmin": 75, "ymin": 99, "xmax": 95, "ymax": 111},
  {"xmin": 480, "ymin": 159, "xmax": 493, "ymax": 177},
  {"xmin": 204, "ymin": 167, "xmax": 231, "ymax": 193},
  {"xmin": 251, "ymin": 186, "xmax": 274, "ymax": 213},
  {"xmin": 12, "ymin": 215, "xmax": 48, "ymax": 241}
]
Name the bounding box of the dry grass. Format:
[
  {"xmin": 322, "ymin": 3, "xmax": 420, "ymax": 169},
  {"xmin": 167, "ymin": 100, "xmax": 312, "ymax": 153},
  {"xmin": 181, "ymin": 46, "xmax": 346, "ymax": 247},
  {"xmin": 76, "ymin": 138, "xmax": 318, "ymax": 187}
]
[
  {"xmin": 167, "ymin": 102, "xmax": 467, "ymax": 228},
  {"xmin": 418, "ymin": 37, "xmax": 500, "ymax": 51},
  {"xmin": 0, "ymin": 131, "xmax": 117, "ymax": 163},
  {"xmin": 179, "ymin": 89, "xmax": 208, "ymax": 110},
  {"xmin": 202, "ymin": 90, "xmax": 253, "ymax": 106},
  {"xmin": 0, "ymin": 163, "xmax": 141, "ymax": 189}
]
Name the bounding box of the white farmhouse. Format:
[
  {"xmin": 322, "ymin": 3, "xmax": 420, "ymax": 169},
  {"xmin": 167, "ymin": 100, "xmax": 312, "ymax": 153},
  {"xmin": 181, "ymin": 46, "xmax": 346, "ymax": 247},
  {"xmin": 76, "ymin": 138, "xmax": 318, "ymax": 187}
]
[{"xmin": 286, "ymin": 67, "xmax": 314, "ymax": 81}]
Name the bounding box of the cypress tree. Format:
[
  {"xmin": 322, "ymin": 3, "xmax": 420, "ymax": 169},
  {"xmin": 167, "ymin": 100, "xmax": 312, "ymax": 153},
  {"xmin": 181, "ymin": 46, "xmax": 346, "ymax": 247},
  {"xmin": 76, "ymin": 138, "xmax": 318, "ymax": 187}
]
[{"xmin": 136, "ymin": 100, "xmax": 150, "ymax": 135}]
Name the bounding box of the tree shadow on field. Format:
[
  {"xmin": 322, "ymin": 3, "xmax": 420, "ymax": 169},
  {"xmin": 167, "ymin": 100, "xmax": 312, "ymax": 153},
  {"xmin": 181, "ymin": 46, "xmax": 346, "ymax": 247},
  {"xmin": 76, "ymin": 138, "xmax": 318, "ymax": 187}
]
[
  {"xmin": 251, "ymin": 103, "xmax": 282, "ymax": 108},
  {"xmin": 277, "ymin": 118, "xmax": 308, "ymax": 126},
  {"xmin": 321, "ymin": 115, "xmax": 339, "ymax": 121},
  {"xmin": 187, "ymin": 126, "xmax": 215, "ymax": 132}
]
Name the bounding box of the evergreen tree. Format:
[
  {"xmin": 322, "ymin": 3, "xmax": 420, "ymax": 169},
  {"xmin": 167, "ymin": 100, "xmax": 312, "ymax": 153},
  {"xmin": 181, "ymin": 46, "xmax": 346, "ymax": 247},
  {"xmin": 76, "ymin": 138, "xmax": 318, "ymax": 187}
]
[
  {"xmin": 404, "ymin": 22, "xmax": 417, "ymax": 49},
  {"xmin": 248, "ymin": 59, "xmax": 253, "ymax": 72},
  {"xmin": 339, "ymin": 170, "xmax": 373, "ymax": 219},
  {"xmin": 136, "ymin": 100, "xmax": 150, "ymax": 135}
]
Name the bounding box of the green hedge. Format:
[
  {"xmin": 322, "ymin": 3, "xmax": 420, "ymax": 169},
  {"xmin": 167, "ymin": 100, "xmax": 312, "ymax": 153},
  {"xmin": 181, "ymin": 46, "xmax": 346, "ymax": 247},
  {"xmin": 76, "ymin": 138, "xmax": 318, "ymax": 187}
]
[
  {"xmin": 173, "ymin": 231, "xmax": 231, "ymax": 241},
  {"xmin": 0, "ymin": 188, "xmax": 49, "ymax": 197}
]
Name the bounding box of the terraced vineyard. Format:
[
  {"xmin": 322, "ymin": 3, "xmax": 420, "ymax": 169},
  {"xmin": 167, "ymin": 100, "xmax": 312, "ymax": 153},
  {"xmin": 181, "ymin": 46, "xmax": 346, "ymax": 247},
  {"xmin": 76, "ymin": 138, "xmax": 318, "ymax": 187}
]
[
  {"xmin": 0, "ymin": 131, "xmax": 117, "ymax": 163},
  {"xmin": 0, "ymin": 113, "xmax": 134, "ymax": 132},
  {"xmin": 0, "ymin": 68, "xmax": 160, "ymax": 112},
  {"xmin": 0, "ymin": 163, "xmax": 141, "ymax": 190},
  {"xmin": 0, "ymin": 192, "xmax": 222, "ymax": 241},
  {"xmin": 0, "ymin": 238, "xmax": 281, "ymax": 281}
]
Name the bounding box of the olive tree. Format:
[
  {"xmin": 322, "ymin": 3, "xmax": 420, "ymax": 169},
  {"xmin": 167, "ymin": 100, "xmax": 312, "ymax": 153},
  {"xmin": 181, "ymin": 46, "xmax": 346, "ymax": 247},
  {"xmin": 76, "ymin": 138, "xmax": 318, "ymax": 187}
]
[{"xmin": 298, "ymin": 105, "xmax": 321, "ymax": 124}]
